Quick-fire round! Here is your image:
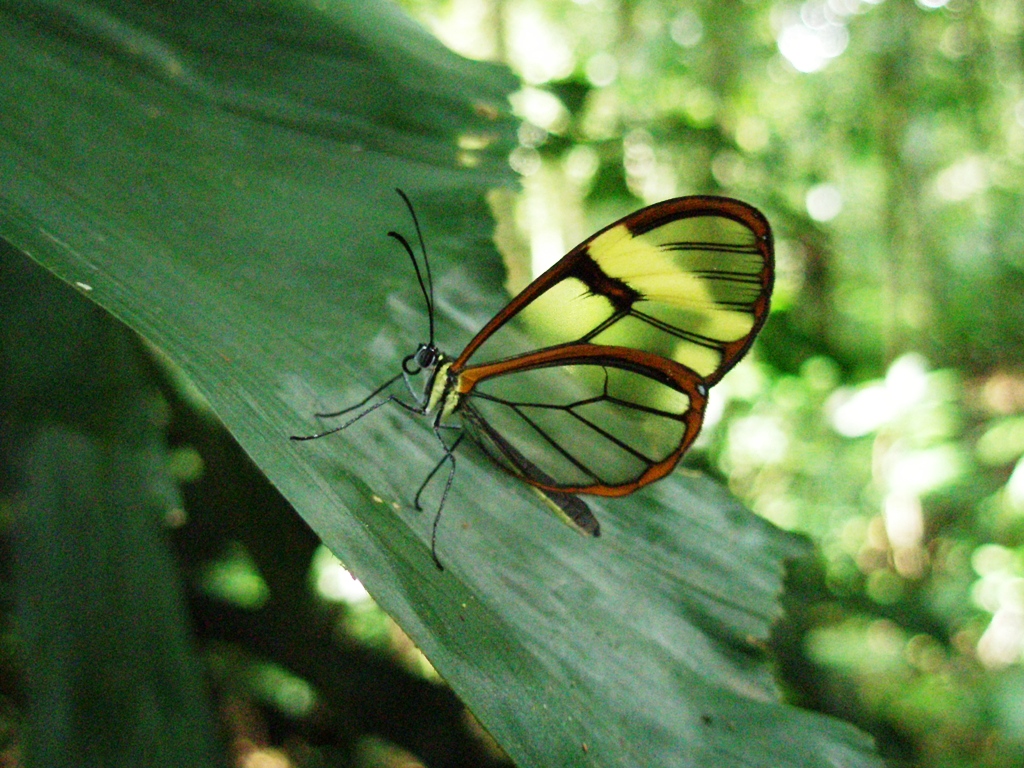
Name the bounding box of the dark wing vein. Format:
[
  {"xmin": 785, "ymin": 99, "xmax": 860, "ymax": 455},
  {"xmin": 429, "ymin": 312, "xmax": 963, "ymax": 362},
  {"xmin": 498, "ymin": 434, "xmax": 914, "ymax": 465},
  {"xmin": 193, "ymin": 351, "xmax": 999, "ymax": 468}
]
[
  {"xmin": 460, "ymin": 401, "xmax": 561, "ymax": 486},
  {"xmin": 561, "ymin": 408, "xmax": 657, "ymax": 464},
  {"xmin": 661, "ymin": 240, "xmax": 761, "ymax": 254},
  {"xmin": 627, "ymin": 308, "xmax": 732, "ymax": 350},
  {"xmin": 600, "ymin": 393, "xmax": 688, "ymax": 420},
  {"xmin": 578, "ymin": 309, "xmax": 629, "ymax": 344},
  {"xmin": 686, "ymin": 270, "xmax": 765, "ymax": 283},
  {"xmin": 503, "ymin": 404, "xmax": 603, "ymax": 485}
]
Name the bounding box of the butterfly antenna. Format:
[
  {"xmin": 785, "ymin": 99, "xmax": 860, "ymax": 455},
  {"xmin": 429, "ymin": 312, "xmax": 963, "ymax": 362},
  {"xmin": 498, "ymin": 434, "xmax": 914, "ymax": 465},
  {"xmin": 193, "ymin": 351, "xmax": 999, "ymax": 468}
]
[{"xmin": 393, "ymin": 188, "xmax": 435, "ymax": 345}]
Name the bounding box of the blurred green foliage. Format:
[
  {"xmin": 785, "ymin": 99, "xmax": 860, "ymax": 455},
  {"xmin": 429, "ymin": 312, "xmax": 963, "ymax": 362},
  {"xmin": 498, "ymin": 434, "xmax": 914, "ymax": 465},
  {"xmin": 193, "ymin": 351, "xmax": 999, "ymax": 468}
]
[{"xmin": 397, "ymin": 0, "xmax": 1024, "ymax": 765}]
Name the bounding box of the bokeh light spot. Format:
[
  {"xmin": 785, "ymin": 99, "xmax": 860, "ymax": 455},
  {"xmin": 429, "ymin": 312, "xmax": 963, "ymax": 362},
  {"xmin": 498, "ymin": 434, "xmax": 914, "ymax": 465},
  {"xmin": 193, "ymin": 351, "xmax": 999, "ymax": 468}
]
[{"xmin": 805, "ymin": 183, "xmax": 843, "ymax": 221}]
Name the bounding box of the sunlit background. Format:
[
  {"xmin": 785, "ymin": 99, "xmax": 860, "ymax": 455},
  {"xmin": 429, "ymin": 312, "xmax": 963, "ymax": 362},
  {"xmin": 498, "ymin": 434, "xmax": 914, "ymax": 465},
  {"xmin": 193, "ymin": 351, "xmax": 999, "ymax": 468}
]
[{"xmin": 380, "ymin": 0, "xmax": 1024, "ymax": 765}]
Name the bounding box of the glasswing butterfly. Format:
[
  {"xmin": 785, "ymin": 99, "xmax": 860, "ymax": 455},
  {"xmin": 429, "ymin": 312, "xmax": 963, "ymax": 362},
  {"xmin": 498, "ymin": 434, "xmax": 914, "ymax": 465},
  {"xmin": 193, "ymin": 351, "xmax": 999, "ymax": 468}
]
[{"xmin": 293, "ymin": 190, "xmax": 774, "ymax": 569}]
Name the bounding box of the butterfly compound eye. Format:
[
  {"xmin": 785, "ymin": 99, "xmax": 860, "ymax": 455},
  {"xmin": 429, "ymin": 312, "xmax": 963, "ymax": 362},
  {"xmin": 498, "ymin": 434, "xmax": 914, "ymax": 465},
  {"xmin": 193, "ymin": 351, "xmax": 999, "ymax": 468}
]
[{"xmin": 415, "ymin": 344, "xmax": 437, "ymax": 369}]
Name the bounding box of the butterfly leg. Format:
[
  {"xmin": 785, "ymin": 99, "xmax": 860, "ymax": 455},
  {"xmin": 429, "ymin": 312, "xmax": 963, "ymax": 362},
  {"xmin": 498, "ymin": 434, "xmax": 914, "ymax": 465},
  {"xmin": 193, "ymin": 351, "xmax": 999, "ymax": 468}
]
[
  {"xmin": 413, "ymin": 426, "xmax": 463, "ymax": 509},
  {"xmin": 400, "ymin": 366, "xmax": 428, "ymax": 405},
  {"xmin": 312, "ymin": 372, "xmax": 404, "ymax": 418},
  {"xmin": 413, "ymin": 428, "xmax": 465, "ymax": 570},
  {"xmin": 291, "ymin": 385, "xmax": 424, "ymax": 441}
]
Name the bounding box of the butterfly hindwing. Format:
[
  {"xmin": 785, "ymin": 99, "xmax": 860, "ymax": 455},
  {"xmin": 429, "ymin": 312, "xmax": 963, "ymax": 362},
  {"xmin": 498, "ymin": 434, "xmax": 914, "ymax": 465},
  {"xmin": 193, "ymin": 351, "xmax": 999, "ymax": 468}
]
[{"xmin": 455, "ymin": 345, "xmax": 707, "ymax": 495}]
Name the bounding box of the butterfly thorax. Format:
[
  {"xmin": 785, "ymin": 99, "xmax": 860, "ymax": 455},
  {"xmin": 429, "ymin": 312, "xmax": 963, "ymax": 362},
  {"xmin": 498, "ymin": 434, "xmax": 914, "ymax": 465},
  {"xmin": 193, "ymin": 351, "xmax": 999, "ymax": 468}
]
[{"xmin": 411, "ymin": 343, "xmax": 461, "ymax": 421}]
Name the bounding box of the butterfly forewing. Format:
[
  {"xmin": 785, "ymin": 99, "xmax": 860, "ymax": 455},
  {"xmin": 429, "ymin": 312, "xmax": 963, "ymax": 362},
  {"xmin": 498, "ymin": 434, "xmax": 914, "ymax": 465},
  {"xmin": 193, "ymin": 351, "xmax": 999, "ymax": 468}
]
[{"xmin": 454, "ymin": 196, "xmax": 772, "ymax": 386}]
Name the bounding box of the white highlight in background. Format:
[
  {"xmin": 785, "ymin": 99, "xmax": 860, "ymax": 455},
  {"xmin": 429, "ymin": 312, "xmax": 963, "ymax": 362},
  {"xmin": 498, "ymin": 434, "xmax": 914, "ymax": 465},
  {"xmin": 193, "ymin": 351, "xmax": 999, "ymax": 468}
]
[{"xmin": 806, "ymin": 183, "xmax": 843, "ymax": 221}]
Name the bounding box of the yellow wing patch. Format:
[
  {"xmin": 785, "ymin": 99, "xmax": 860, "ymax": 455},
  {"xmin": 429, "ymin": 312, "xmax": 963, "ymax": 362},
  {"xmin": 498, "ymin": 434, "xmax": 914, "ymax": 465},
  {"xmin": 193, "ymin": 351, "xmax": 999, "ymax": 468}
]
[{"xmin": 589, "ymin": 224, "xmax": 719, "ymax": 310}]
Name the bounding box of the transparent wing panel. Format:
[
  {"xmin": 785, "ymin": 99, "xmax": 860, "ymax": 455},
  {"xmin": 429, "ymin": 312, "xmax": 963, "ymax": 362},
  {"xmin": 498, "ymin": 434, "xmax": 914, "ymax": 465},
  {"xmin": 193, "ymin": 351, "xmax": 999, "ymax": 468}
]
[
  {"xmin": 462, "ymin": 277, "xmax": 617, "ymax": 365},
  {"xmin": 461, "ymin": 360, "xmax": 698, "ymax": 492}
]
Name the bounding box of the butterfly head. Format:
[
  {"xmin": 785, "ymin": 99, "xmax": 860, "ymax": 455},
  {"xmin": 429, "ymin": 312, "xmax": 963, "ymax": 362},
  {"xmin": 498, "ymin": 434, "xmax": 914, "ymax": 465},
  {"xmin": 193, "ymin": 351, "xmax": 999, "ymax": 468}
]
[
  {"xmin": 401, "ymin": 343, "xmax": 455, "ymax": 417},
  {"xmin": 403, "ymin": 342, "xmax": 443, "ymax": 376}
]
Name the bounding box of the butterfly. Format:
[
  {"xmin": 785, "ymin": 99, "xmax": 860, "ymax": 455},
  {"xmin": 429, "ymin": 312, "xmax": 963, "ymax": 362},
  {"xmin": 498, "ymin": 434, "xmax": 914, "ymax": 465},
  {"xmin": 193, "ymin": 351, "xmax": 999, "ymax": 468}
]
[{"xmin": 293, "ymin": 190, "xmax": 774, "ymax": 569}]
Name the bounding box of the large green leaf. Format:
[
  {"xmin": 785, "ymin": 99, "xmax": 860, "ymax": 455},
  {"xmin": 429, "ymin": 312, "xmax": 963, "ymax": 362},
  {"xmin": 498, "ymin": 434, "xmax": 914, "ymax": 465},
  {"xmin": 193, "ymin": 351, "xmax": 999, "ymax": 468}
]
[{"xmin": 0, "ymin": 0, "xmax": 881, "ymax": 765}]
